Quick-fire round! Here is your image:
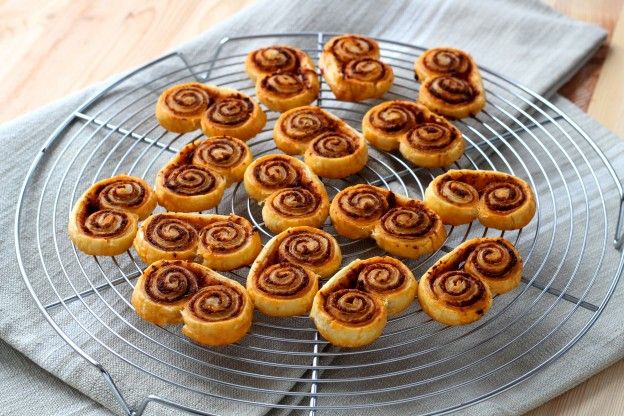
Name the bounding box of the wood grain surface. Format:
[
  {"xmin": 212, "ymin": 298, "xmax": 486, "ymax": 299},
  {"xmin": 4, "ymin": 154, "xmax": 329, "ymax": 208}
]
[{"xmin": 0, "ymin": 1, "xmax": 623, "ymax": 415}]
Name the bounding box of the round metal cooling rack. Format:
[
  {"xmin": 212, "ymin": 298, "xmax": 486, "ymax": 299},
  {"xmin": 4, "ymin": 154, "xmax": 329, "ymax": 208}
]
[{"xmin": 15, "ymin": 32, "xmax": 624, "ymax": 416}]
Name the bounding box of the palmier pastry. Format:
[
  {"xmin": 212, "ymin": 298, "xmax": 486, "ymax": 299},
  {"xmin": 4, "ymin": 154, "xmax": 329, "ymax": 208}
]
[
  {"xmin": 362, "ymin": 100, "xmax": 464, "ymax": 168},
  {"xmin": 274, "ymin": 106, "xmax": 368, "ymax": 178},
  {"xmin": 414, "ymin": 47, "xmax": 486, "ymax": 118},
  {"xmin": 310, "ymin": 256, "xmax": 415, "ymax": 347},
  {"xmin": 330, "ymin": 184, "xmax": 446, "ymax": 258},
  {"xmin": 418, "ymin": 237, "xmax": 522, "ymax": 325},
  {"xmin": 245, "ymin": 46, "xmax": 319, "ymax": 112},
  {"xmin": 319, "ymin": 34, "xmax": 394, "ymax": 101},
  {"xmin": 424, "ymin": 169, "xmax": 536, "ymax": 230},
  {"xmin": 156, "ymin": 82, "xmax": 266, "ymax": 140},
  {"xmin": 243, "ymin": 154, "xmax": 329, "ymax": 233},
  {"xmin": 247, "ymin": 226, "xmax": 341, "ymax": 317},
  {"xmin": 133, "ymin": 212, "xmax": 261, "ymax": 271},
  {"xmin": 68, "ymin": 175, "xmax": 157, "ymax": 256},
  {"xmin": 156, "ymin": 136, "xmax": 251, "ymax": 212}
]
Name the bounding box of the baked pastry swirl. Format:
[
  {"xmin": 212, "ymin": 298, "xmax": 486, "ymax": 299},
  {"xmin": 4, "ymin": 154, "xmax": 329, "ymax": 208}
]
[
  {"xmin": 414, "ymin": 47, "xmax": 486, "ymax": 118},
  {"xmin": 244, "ymin": 154, "xmax": 330, "ymax": 233},
  {"xmin": 330, "ymin": 184, "xmax": 446, "ymax": 258},
  {"xmin": 274, "ymin": 106, "xmax": 368, "ymax": 178},
  {"xmin": 418, "ymin": 237, "xmax": 522, "ymax": 325},
  {"xmin": 245, "ymin": 45, "xmax": 320, "ymax": 112},
  {"xmin": 424, "ymin": 169, "xmax": 536, "ymax": 230},
  {"xmin": 362, "ymin": 100, "xmax": 464, "ymax": 168},
  {"xmin": 156, "ymin": 136, "xmax": 251, "ymax": 212},
  {"xmin": 310, "ymin": 256, "xmax": 416, "ymax": 347},
  {"xmin": 68, "ymin": 175, "xmax": 157, "ymax": 256},
  {"xmin": 247, "ymin": 226, "xmax": 341, "ymax": 317},
  {"xmin": 156, "ymin": 82, "xmax": 266, "ymax": 140},
  {"xmin": 319, "ymin": 34, "xmax": 394, "ymax": 101},
  {"xmin": 133, "ymin": 212, "xmax": 261, "ymax": 271}
]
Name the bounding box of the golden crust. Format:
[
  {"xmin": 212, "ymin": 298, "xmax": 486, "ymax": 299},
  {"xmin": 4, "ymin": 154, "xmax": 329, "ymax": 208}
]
[
  {"xmin": 423, "ymin": 169, "xmax": 536, "ymax": 230},
  {"xmin": 68, "ymin": 175, "xmax": 157, "ymax": 256}
]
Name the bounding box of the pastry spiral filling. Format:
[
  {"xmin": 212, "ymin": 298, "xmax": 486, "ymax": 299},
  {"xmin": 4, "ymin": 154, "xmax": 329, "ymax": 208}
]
[
  {"xmin": 256, "ymin": 263, "xmax": 310, "ymax": 296},
  {"xmin": 406, "ymin": 123, "xmax": 456, "ymax": 151},
  {"xmin": 200, "ymin": 220, "xmax": 249, "ymax": 253},
  {"xmin": 146, "ymin": 216, "xmax": 198, "ymax": 251},
  {"xmin": 164, "ymin": 165, "xmax": 217, "ymax": 195},
  {"xmin": 270, "ymin": 188, "xmax": 320, "ymax": 217},
  {"xmin": 423, "ymin": 49, "xmax": 471, "ymax": 76},
  {"xmin": 369, "ymin": 104, "xmax": 418, "ymax": 133},
  {"xmin": 206, "ymin": 96, "xmax": 253, "ymax": 126},
  {"xmin": 278, "ymin": 231, "xmax": 333, "ymax": 266},
  {"xmin": 260, "ymin": 73, "xmax": 305, "ymax": 96},
  {"xmin": 281, "ymin": 108, "xmax": 331, "ymax": 142},
  {"xmin": 331, "ymin": 36, "xmax": 376, "ymax": 62},
  {"xmin": 97, "ymin": 179, "xmax": 146, "ymax": 209},
  {"xmin": 380, "ymin": 206, "xmax": 436, "ymax": 238},
  {"xmin": 438, "ymin": 180, "xmax": 478, "ymax": 205},
  {"xmin": 164, "ymin": 84, "xmax": 212, "ymax": 116},
  {"xmin": 429, "ymin": 270, "xmax": 486, "ymax": 307},
  {"xmin": 357, "ymin": 262, "xmax": 405, "ymax": 293},
  {"xmin": 428, "ymin": 76, "xmax": 476, "ymax": 105},
  {"xmin": 325, "ymin": 289, "xmax": 379, "ymax": 324},
  {"xmin": 337, "ymin": 186, "xmax": 389, "ymax": 220},
  {"xmin": 251, "ymin": 47, "xmax": 300, "ymax": 73},
  {"xmin": 193, "ymin": 137, "xmax": 246, "ymax": 169},
  {"xmin": 465, "ymin": 241, "xmax": 516, "ymax": 278},
  {"xmin": 145, "ymin": 264, "xmax": 199, "ymax": 303},
  {"xmin": 253, "ymin": 157, "xmax": 301, "ymax": 189},
  {"xmin": 187, "ymin": 285, "xmax": 244, "ymax": 322},
  {"xmin": 482, "ymin": 181, "xmax": 525, "ymax": 212},
  {"xmin": 310, "ymin": 132, "xmax": 357, "ymax": 158},
  {"xmin": 344, "ymin": 58, "xmax": 387, "ymax": 82},
  {"xmin": 83, "ymin": 209, "xmax": 130, "ymax": 237}
]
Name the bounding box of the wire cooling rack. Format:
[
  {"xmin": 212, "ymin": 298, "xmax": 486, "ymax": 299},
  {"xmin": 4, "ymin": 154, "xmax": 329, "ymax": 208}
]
[{"xmin": 14, "ymin": 33, "xmax": 624, "ymax": 415}]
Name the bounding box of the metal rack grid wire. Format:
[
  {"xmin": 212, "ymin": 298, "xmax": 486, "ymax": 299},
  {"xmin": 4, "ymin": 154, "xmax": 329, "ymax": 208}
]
[{"xmin": 14, "ymin": 32, "xmax": 624, "ymax": 416}]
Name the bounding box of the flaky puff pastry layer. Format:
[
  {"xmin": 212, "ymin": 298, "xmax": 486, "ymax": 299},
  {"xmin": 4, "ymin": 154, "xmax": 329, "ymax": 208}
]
[
  {"xmin": 243, "ymin": 154, "xmax": 330, "ymax": 234},
  {"xmin": 330, "ymin": 184, "xmax": 446, "ymax": 259},
  {"xmin": 415, "ymin": 47, "xmax": 486, "ymax": 119},
  {"xmin": 247, "ymin": 226, "xmax": 341, "ymax": 317},
  {"xmin": 155, "ymin": 82, "xmax": 266, "ymax": 140},
  {"xmin": 273, "ymin": 106, "xmax": 368, "ymax": 179},
  {"xmin": 310, "ymin": 256, "xmax": 417, "ymax": 348},
  {"xmin": 133, "ymin": 212, "xmax": 261, "ymax": 271},
  {"xmin": 362, "ymin": 100, "xmax": 464, "ymax": 168},
  {"xmin": 68, "ymin": 175, "xmax": 157, "ymax": 256},
  {"xmin": 319, "ymin": 34, "xmax": 393, "ymax": 101},
  {"xmin": 418, "ymin": 237, "xmax": 522, "ymax": 325},
  {"xmin": 424, "ymin": 169, "xmax": 536, "ymax": 230},
  {"xmin": 246, "ymin": 45, "xmax": 319, "ymax": 112}
]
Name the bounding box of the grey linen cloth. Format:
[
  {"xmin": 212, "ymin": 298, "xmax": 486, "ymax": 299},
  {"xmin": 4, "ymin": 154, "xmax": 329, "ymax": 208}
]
[{"xmin": 1, "ymin": 0, "xmax": 623, "ymax": 415}]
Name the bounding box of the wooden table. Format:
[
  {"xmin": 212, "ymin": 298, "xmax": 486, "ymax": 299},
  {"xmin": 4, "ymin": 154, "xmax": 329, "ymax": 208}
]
[{"xmin": 1, "ymin": 1, "xmax": 622, "ymax": 415}]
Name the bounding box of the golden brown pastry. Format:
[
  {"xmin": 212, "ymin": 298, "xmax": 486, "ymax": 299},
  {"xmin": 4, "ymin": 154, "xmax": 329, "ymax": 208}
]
[
  {"xmin": 156, "ymin": 82, "xmax": 266, "ymax": 140},
  {"xmin": 68, "ymin": 175, "xmax": 157, "ymax": 256},
  {"xmin": 418, "ymin": 237, "xmax": 522, "ymax": 325},
  {"xmin": 181, "ymin": 272, "xmax": 253, "ymax": 346},
  {"xmin": 133, "ymin": 212, "xmax": 261, "ymax": 271},
  {"xmin": 319, "ymin": 34, "xmax": 394, "ymax": 101},
  {"xmin": 155, "ymin": 136, "xmax": 252, "ymax": 212},
  {"xmin": 247, "ymin": 226, "xmax": 341, "ymax": 317},
  {"xmin": 362, "ymin": 100, "xmax": 464, "ymax": 168},
  {"xmin": 424, "ymin": 169, "xmax": 536, "ymax": 230},
  {"xmin": 414, "ymin": 47, "xmax": 486, "ymax": 118},
  {"xmin": 274, "ymin": 106, "xmax": 368, "ymax": 178},
  {"xmin": 246, "ymin": 45, "xmax": 319, "ymax": 112},
  {"xmin": 330, "ymin": 184, "xmax": 446, "ymax": 258},
  {"xmin": 310, "ymin": 256, "xmax": 415, "ymax": 348},
  {"xmin": 243, "ymin": 154, "xmax": 330, "ymax": 233}
]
